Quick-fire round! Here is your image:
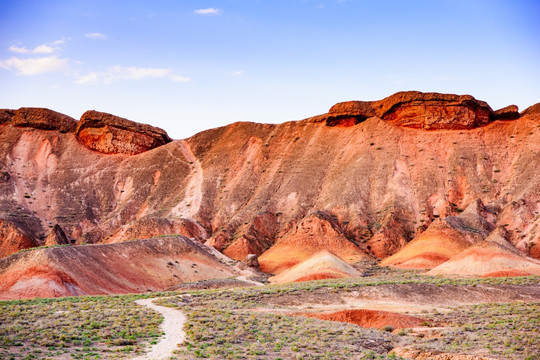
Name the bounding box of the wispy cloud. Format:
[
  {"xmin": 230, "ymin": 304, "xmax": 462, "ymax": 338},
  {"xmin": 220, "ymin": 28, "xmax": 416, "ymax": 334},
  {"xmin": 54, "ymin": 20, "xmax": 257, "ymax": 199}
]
[
  {"xmin": 76, "ymin": 66, "xmax": 190, "ymax": 84},
  {"xmin": 52, "ymin": 38, "xmax": 68, "ymax": 46},
  {"xmin": 85, "ymin": 32, "xmax": 108, "ymax": 39},
  {"xmin": 8, "ymin": 45, "xmax": 28, "ymax": 54},
  {"xmin": 33, "ymin": 45, "xmax": 55, "ymax": 54},
  {"xmin": 8, "ymin": 44, "xmax": 57, "ymax": 54},
  {"xmin": 194, "ymin": 8, "xmax": 221, "ymax": 15},
  {"xmin": 0, "ymin": 56, "xmax": 68, "ymax": 75},
  {"xmin": 231, "ymin": 70, "xmax": 243, "ymax": 76}
]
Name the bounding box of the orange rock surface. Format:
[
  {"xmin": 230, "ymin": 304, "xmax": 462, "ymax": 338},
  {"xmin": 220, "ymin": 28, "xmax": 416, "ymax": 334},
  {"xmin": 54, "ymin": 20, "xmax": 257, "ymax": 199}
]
[
  {"xmin": 426, "ymin": 227, "xmax": 540, "ymax": 277},
  {"xmin": 298, "ymin": 309, "xmax": 427, "ymax": 329},
  {"xmin": 0, "ymin": 219, "xmax": 38, "ymax": 258},
  {"xmin": 381, "ymin": 199, "xmax": 496, "ymax": 269},
  {"xmin": 259, "ymin": 212, "xmax": 371, "ymax": 274},
  {"xmin": 76, "ymin": 110, "xmax": 171, "ymax": 155},
  {"xmin": 268, "ymin": 250, "xmax": 363, "ymax": 284},
  {"xmin": 0, "ymin": 236, "xmax": 235, "ymax": 300},
  {"xmin": 1, "ymin": 91, "xmax": 540, "ymax": 297}
]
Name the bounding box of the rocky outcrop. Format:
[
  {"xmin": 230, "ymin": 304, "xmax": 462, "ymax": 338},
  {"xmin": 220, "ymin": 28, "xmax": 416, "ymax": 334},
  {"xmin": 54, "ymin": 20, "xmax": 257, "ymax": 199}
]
[
  {"xmin": 44, "ymin": 224, "xmax": 71, "ymax": 246},
  {"xmin": 0, "ymin": 107, "xmax": 77, "ymax": 132},
  {"xmin": 320, "ymin": 91, "xmax": 494, "ymax": 129},
  {"xmin": 76, "ymin": 110, "xmax": 171, "ymax": 155},
  {"xmin": 239, "ymin": 254, "xmax": 260, "ymax": 270},
  {"xmin": 299, "ymin": 309, "xmax": 427, "ymax": 330},
  {"xmin": 0, "ymin": 219, "xmax": 38, "ymax": 258},
  {"xmin": 217, "ymin": 212, "xmax": 280, "ymax": 261},
  {"xmin": 521, "ymin": 102, "xmax": 540, "ymax": 116},
  {"xmin": 493, "ymin": 105, "xmax": 520, "ymax": 120}
]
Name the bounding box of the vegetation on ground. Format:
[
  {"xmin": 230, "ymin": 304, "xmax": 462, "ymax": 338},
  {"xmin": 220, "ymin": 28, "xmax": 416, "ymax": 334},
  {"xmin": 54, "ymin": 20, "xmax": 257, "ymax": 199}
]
[
  {"xmin": 0, "ymin": 293, "xmax": 170, "ymax": 360},
  {"xmin": 0, "ymin": 273, "xmax": 538, "ymax": 359}
]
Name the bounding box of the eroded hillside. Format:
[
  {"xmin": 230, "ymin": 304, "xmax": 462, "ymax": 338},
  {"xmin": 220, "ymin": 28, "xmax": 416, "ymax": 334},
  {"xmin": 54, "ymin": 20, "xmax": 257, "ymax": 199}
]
[{"xmin": 1, "ymin": 91, "xmax": 539, "ymax": 293}]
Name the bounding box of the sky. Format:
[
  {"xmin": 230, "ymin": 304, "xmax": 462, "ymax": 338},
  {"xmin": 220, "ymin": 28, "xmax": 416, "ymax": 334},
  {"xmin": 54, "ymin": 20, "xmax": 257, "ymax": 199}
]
[{"xmin": 1, "ymin": 0, "xmax": 539, "ymax": 139}]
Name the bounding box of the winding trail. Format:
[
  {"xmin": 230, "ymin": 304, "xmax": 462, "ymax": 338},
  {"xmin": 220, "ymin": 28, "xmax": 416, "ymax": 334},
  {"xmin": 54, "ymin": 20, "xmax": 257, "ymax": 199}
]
[{"xmin": 133, "ymin": 298, "xmax": 186, "ymax": 360}]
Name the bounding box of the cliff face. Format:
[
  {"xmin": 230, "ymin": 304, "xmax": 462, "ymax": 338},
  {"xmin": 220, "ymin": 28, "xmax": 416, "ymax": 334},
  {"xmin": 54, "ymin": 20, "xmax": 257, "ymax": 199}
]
[{"xmin": 0, "ymin": 91, "xmax": 539, "ymax": 279}]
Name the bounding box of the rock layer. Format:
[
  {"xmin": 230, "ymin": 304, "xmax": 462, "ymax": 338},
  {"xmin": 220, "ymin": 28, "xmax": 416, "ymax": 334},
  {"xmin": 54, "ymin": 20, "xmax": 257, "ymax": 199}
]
[
  {"xmin": 322, "ymin": 91, "xmax": 495, "ymax": 129},
  {"xmin": 1, "ymin": 107, "xmax": 77, "ymax": 132}
]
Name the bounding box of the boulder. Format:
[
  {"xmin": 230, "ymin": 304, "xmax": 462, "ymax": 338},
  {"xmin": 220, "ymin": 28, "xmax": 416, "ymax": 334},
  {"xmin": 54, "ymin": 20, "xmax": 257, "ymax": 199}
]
[
  {"xmin": 239, "ymin": 254, "xmax": 260, "ymax": 270},
  {"xmin": 76, "ymin": 110, "xmax": 171, "ymax": 155}
]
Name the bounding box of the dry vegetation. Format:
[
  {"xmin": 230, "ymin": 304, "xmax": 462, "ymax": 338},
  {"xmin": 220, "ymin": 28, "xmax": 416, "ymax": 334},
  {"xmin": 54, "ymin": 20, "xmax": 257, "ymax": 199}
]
[
  {"xmin": 0, "ymin": 293, "xmax": 170, "ymax": 359},
  {"xmin": 0, "ymin": 273, "xmax": 538, "ymax": 359}
]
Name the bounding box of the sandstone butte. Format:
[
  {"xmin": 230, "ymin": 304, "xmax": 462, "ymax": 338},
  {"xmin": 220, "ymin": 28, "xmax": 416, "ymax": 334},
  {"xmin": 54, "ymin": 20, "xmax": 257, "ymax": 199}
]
[{"xmin": 0, "ymin": 90, "xmax": 539, "ymax": 298}]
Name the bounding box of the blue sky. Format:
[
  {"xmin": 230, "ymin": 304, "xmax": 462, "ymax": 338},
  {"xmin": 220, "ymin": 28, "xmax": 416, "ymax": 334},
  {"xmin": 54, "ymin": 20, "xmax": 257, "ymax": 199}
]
[{"xmin": 1, "ymin": 0, "xmax": 539, "ymax": 139}]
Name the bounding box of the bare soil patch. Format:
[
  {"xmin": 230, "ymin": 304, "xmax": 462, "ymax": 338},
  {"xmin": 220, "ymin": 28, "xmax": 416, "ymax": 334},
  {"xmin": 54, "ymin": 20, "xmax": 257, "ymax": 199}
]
[{"xmin": 296, "ymin": 309, "xmax": 428, "ymax": 329}]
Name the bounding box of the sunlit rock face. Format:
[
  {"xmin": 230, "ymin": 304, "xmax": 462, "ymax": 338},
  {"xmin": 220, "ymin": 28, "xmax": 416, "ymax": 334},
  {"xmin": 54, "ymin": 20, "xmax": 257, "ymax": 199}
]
[
  {"xmin": 0, "ymin": 91, "xmax": 539, "ymax": 290},
  {"xmin": 76, "ymin": 110, "xmax": 171, "ymax": 155}
]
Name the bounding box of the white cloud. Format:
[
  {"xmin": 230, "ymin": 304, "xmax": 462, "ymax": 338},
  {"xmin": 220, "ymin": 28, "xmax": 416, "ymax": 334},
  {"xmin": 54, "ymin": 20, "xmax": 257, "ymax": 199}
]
[
  {"xmin": 194, "ymin": 8, "xmax": 221, "ymax": 15},
  {"xmin": 33, "ymin": 44, "xmax": 55, "ymax": 54},
  {"xmin": 171, "ymin": 75, "xmax": 191, "ymax": 83},
  {"xmin": 0, "ymin": 56, "xmax": 68, "ymax": 75},
  {"xmin": 231, "ymin": 70, "xmax": 243, "ymax": 76},
  {"xmin": 8, "ymin": 43, "xmax": 59, "ymax": 54},
  {"xmin": 76, "ymin": 66, "xmax": 190, "ymax": 84},
  {"xmin": 8, "ymin": 45, "xmax": 28, "ymax": 54},
  {"xmin": 85, "ymin": 32, "xmax": 108, "ymax": 39},
  {"xmin": 52, "ymin": 38, "xmax": 68, "ymax": 45}
]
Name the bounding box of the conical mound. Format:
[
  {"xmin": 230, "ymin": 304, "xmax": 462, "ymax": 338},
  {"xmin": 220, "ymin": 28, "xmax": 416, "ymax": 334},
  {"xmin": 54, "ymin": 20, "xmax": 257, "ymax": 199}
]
[
  {"xmin": 426, "ymin": 228, "xmax": 540, "ymax": 277},
  {"xmin": 381, "ymin": 200, "xmax": 492, "ymax": 269},
  {"xmin": 268, "ymin": 250, "xmax": 362, "ymax": 284}
]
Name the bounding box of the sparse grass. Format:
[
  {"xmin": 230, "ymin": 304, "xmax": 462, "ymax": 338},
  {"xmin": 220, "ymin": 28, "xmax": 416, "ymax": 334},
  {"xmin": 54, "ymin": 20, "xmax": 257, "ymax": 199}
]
[
  {"xmin": 419, "ymin": 302, "xmax": 540, "ymax": 359},
  {"xmin": 0, "ymin": 274, "xmax": 538, "ymax": 359},
  {"xmin": 0, "ymin": 294, "xmax": 167, "ymax": 359}
]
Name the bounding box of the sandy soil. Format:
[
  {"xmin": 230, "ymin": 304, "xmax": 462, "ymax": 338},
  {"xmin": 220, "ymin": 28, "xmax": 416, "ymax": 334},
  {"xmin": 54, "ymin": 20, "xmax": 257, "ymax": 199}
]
[{"xmin": 133, "ymin": 297, "xmax": 186, "ymax": 360}]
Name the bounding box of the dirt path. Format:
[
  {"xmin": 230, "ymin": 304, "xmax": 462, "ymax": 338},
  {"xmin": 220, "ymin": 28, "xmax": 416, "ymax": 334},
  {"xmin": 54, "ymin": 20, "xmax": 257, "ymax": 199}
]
[{"xmin": 133, "ymin": 297, "xmax": 186, "ymax": 360}]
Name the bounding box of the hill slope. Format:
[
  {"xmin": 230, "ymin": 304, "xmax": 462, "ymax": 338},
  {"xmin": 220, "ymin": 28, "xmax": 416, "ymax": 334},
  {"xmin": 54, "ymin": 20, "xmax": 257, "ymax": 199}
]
[
  {"xmin": 0, "ymin": 236, "xmax": 235, "ymax": 299},
  {"xmin": 0, "ymin": 91, "xmax": 539, "ymax": 290}
]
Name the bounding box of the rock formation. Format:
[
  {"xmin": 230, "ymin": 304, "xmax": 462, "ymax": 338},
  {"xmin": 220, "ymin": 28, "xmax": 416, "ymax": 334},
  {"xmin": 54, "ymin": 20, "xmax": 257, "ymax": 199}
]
[
  {"xmin": 426, "ymin": 227, "xmax": 540, "ymax": 277},
  {"xmin": 0, "ymin": 107, "xmax": 77, "ymax": 133},
  {"xmin": 76, "ymin": 110, "xmax": 171, "ymax": 155},
  {"xmin": 319, "ymin": 91, "xmax": 495, "ymax": 130},
  {"xmin": 44, "ymin": 224, "xmax": 71, "ymax": 246},
  {"xmin": 268, "ymin": 250, "xmax": 362, "ymax": 284},
  {"xmin": 298, "ymin": 309, "xmax": 427, "ymax": 330},
  {"xmin": 0, "ymin": 236, "xmax": 235, "ymax": 300},
  {"xmin": 259, "ymin": 212, "xmax": 372, "ymax": 274},
  {"xmin": 0, "ymin": 219, "xmax": 38, "ymax": 258},
  {"xmin": 381, "ymin": 200, "xmax": 494, "ymax": 269},
  {"xmin": 1, "ymin": 91, "xmax": 539, "ymax": 298}
]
